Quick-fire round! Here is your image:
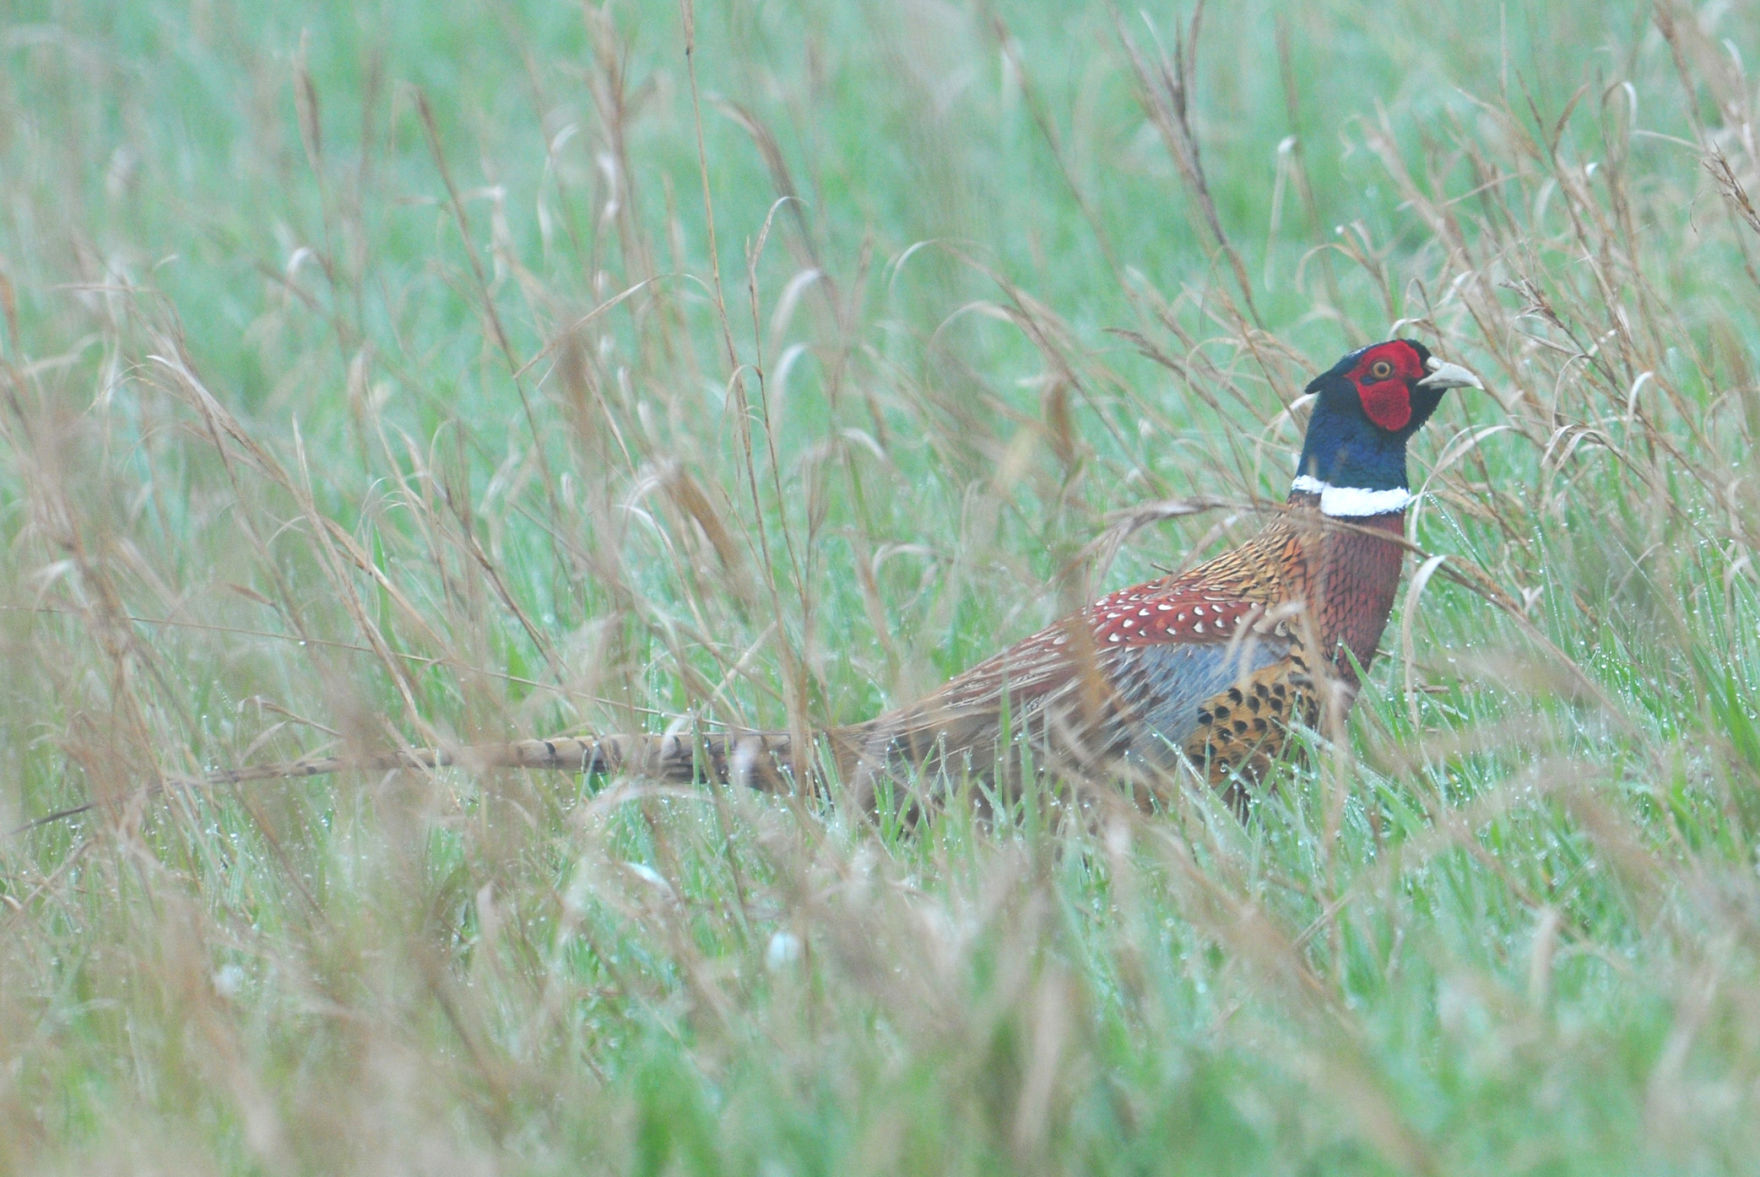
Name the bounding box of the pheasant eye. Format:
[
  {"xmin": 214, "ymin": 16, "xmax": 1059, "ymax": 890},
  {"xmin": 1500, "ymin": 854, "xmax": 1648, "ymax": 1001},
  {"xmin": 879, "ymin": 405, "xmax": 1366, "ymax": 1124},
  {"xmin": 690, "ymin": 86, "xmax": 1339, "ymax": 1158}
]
[{"xmin": 1368, "ymin": 360, "xmax": 1393, "ymax": 379}]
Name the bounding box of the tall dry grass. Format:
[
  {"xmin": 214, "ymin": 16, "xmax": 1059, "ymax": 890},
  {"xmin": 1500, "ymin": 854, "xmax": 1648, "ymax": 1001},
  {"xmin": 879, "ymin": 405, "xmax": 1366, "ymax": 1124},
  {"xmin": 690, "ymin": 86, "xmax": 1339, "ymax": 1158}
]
[{"xmin": 3, "ymin": 1, "xmax": 1760, "ymax": 1172}]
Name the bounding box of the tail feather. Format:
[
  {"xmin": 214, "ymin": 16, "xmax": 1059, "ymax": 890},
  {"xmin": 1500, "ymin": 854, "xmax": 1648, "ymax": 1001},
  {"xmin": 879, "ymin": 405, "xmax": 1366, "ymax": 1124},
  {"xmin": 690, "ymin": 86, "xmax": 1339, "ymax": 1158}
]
[
  {"xmin": 203, "ymin": 730, "xmax": 824, "ymax": 786},
  {"xmin": 10, "ymin": 730, "xmax": 825, "ymax": 835},
  {"xmin": 16, "ymin": 689, "xmax": 1142, "ymax": 835}
]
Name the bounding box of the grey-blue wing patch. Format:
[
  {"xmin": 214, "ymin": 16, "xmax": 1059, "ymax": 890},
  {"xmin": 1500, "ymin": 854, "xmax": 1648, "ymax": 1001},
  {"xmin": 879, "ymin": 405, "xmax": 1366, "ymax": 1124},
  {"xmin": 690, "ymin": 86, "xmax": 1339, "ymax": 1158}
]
[{"xmin": 1108, "ymin": 634, "xmax": 1287, "ymax": 758}]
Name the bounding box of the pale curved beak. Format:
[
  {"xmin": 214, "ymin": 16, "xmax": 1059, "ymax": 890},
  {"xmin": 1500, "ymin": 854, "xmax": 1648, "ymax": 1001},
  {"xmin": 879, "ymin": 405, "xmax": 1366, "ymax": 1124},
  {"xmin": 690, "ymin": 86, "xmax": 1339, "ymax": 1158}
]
[{"xmin": 1417, "ymin": 356, "xmax": 1483, "ymax": 391}]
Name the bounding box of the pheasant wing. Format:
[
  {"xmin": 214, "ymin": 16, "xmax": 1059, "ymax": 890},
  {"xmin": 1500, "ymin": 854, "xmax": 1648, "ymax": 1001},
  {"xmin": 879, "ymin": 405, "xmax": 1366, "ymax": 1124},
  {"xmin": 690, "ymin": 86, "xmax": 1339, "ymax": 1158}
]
[{"xmin": 864, "ymin": 576, "xmax": 1293, "ymax": 779}]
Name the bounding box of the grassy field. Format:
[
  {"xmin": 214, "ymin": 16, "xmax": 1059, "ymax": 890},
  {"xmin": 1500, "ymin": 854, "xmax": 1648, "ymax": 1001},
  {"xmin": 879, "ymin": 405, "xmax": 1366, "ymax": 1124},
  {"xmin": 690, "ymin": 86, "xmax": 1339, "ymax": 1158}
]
[{"xmin": 5, "ymin": 0, "xmax": 1760, "ymax": 1172}]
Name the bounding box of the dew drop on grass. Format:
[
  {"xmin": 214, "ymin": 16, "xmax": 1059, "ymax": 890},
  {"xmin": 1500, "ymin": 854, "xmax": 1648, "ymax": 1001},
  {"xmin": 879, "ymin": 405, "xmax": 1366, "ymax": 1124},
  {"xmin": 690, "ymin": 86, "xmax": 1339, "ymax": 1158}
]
[{"xmin": 765, "ymin": 931, "xmax": 803, "ymax": 970}]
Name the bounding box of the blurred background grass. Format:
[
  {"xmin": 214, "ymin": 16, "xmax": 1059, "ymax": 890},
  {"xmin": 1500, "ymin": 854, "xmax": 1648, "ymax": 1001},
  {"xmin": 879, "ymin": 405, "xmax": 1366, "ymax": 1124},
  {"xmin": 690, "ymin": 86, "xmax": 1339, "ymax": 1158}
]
[{"xmin": 5, "ymin": 0, "xmax": 1760, "ymax": 1172}]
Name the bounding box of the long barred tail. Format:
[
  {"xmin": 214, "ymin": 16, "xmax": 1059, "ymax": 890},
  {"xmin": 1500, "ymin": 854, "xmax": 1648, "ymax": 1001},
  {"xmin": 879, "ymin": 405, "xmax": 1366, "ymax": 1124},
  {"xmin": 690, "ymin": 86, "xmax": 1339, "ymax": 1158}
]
[
  {"xmin": 206, "ymin": 729, "xmax": 822, "ymax": 789},
  {"xmin": 11, "ymin": 730, "xmax": 828, "ymax": 834},
  {"xmin": 16, "ymin": 713, "xmax": 1058, "ymax": 834}
]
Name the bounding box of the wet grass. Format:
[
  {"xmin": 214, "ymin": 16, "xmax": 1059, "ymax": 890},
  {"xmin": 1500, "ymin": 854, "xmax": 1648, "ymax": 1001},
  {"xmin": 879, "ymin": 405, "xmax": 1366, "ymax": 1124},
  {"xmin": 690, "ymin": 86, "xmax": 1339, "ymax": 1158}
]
[{"xmin": 4, "ymin": 0, "xmax": 1760, "ymax": 1172}]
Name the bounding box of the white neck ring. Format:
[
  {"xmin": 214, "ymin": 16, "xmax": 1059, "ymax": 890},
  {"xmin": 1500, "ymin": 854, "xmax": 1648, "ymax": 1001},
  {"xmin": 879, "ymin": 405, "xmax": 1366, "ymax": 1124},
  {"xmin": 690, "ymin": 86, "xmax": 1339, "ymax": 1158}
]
[{"xmin": 1290, "ymin": 474, "xmax": 1412, "ymax": 517}]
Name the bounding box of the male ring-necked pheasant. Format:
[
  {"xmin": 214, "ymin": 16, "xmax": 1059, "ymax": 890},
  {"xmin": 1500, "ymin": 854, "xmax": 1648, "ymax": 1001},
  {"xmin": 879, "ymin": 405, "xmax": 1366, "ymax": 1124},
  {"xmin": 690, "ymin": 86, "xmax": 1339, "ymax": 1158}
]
[{"xmin": 25, "ymin": 339, "xmax": 1477, "ymax": 829}]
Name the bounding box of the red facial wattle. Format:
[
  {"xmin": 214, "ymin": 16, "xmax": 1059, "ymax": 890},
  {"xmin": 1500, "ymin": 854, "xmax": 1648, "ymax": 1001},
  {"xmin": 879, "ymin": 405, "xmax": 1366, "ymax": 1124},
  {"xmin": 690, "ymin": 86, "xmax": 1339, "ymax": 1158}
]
[
  {"xmin": 1358, "ymin": 380, "xmax": 1413, "ymax": 431},
  {"xmin": 1347, "ymin": 341, "xmax": 1425, "ymax": 432}
]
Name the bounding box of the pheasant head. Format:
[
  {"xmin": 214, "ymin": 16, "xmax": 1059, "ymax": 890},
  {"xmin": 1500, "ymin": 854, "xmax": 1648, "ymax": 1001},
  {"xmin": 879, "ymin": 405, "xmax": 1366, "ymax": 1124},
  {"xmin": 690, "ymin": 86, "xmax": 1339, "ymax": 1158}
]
[{"xmin": 1293, "ymin": 338, "xmax": 1481, "ymax": 517}]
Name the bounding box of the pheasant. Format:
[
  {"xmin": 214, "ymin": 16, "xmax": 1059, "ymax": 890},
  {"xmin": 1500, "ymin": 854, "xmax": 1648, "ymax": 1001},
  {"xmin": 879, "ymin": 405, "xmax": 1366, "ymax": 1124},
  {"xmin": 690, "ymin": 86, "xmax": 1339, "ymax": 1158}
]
[{"xmin": 21, "ymin": 339, "xmax": 1478, "ymax": 829}]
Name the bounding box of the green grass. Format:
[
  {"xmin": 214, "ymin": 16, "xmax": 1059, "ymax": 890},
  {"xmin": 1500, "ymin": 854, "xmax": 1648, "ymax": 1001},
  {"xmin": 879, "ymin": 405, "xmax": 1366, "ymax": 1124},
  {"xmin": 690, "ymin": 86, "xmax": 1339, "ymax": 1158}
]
[{"xmin": 6, "ymin": 0, "xmax": 1760, "ymax": 1172}]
